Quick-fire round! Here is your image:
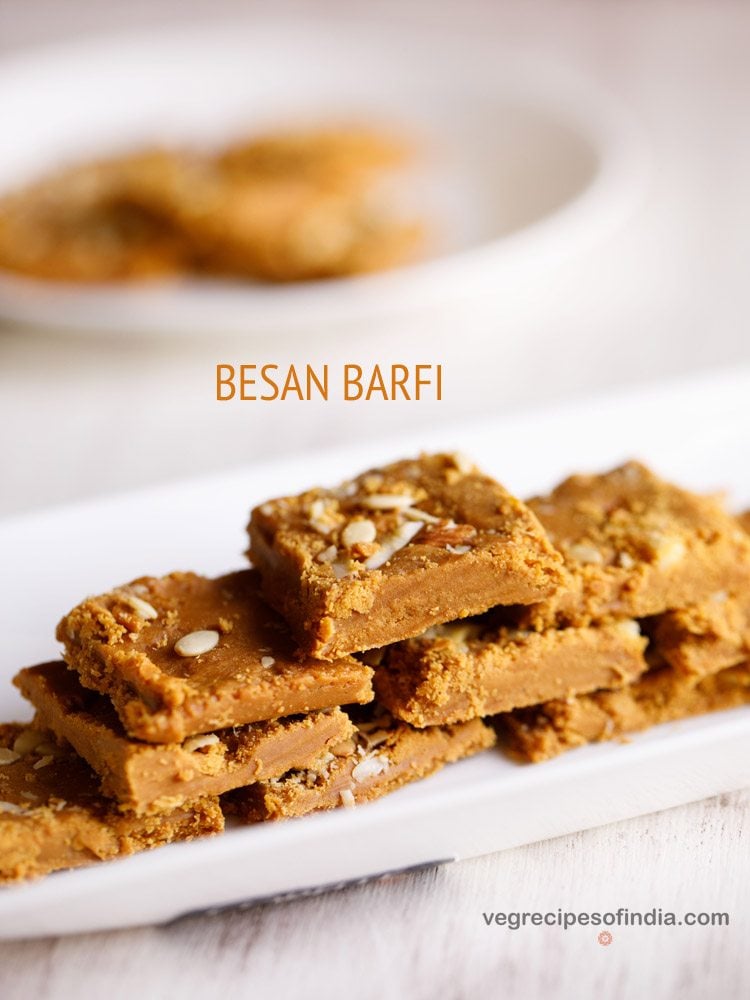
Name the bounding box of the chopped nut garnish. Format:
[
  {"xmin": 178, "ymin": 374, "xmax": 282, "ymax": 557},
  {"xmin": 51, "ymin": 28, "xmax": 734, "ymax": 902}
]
[
  {"xmin": 613, "ymin": 620, "xmax": 641, "ymax": 639},
  {"xmin": 260, "ymin": 656, "xmax": 276, "ymax": 668},
  {"xmin": 12, "ymin": 728, "xmax": 46, "ymax": 756},
  {"xmin": 359, "ymin": 493, "xmax": 414, "ymax": 511},
  {"xmin": 656, "ymin": 536, "xmax": 687, "ymax": 569},
  {"xmin": 316, "ymin": 544, "xmax": 338, "ymax": 563},
  {"xmin": 340, "ymin": 788, "xmax": 356, "ymax": 808},
  {"xmin": 116, "ymin": 592, "xmax": 159, "ymax": 621},
  {"xmin": 402, "ymin": 507, "xmax": 442, "ymax": 525},
  {"xmin": 0, "ymin": 801, "xmax": 25, "ymax": 814},
  {"xmin": 568, "ymin": 542, "xmax": 605, "ymax": 565},
  {"xmin": 182, "ymin": 733, "xmax": 221, "ymax": 753},
  {"xmin": 33, "ymin": 755, "xmax": 54, "ymax": 770},
  {"xmin": 363, "ymin": 520, "xmax": 422, "ymax": 570},
  {"xmin": 341, "ymin": 519, "xmax": 377, "ymax": 547},
  {"xmin": 351, "ymin": 753, "xmax": 389, "ymax": 782},
  {"xmin": 0, "ymin": 748, "xmax": 20, "ymax": 765},
  {"xmin": 174, "ymin": 629, "xmax": 220, "ymax": 657}
]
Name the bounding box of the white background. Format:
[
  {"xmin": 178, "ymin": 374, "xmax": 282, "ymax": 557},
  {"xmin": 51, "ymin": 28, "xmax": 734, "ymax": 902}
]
[{"xmin": 0, "ymin": 1, "xmax": 748, "ymax": 997}]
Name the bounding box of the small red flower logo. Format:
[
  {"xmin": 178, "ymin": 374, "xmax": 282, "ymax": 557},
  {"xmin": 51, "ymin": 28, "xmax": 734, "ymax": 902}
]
[{"xmin": 598, "ymin": 931, "xmax": 613, "ymax": 947}]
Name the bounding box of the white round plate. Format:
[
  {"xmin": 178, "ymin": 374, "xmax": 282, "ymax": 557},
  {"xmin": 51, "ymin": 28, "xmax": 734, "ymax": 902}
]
[{"xmin": 0, "ymin": 17, "xmax": 647, "ymax": 337}]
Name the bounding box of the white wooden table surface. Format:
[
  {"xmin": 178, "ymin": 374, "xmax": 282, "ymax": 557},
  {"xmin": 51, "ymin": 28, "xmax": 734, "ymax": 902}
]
[{"xmin": 0, "ymin": 1, "xmax": 748, "ymax": 996}]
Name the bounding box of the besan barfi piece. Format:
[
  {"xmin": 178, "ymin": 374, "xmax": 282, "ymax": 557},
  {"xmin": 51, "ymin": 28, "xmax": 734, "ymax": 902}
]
[
  {"xmin": 247, "ymin": 453, "xmax": 565, "ymax": 659},
  {"xmin": 56, "ymin": 569, "xmax": 373, "ymax": 744},
  {"xmin": 523, "ymin": 461, "xmax": 750, "ymax": 628},
  {"xmin": 15, "ymin": 662, "xmax": 356, "ymax": 815},
  {"xmin": 0, "ymin": 723, "xmax": 222, "ymax": 884},
  {"xmin": 224, "ymin": 708, "xmax": 495, "ymax": 822},
  {"xmin": 372, "ymin": 618, "xmax": 649, "ymax": 727},
  {"xmin": 498, "ymin": 662, "xmax": 750, "ymax": 763},
  {"xmin": 648, "ymin": 595, "xmax": 750, "ymax": 679}
]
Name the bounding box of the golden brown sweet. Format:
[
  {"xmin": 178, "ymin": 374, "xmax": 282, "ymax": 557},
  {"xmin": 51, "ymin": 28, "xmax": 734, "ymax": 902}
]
[
  {"xmin": 248, "ymin": 453, "xmax": 565, "ymax": 659},
  {"xmin": 0, "ymin": 127, "xmax": 423, "ymax": 284},
  {"xmin": 0, "ymin": 723, "xmax": 222, "ymax": 883},
  {"xmin": 523, "ymin": 462, "xmax": 750, "ymax": 628},
  {"xmin": 16, "ymin": 662, "xmax": 355, "ymax": 815},
  {"xmin": 372, "ymin": 617, "xmax": 649, "ymax": 727},
  {"xmin": 56, "ymin": 569, "xmax": 373, "ymax": 744},
  {"xmin": 217, "ymin": 127, "xmax": 408, "ymax": 184},
  {"xmin": 225, "ymin": 708, "xmax": 495, "ymax": 821},
  {"xmin": 0, "ymin": 151, "xmax": 199, "ymax": 282},
  {"xmin": 498, "ymin": 662, "xmax": 750, "ymax": 762}
]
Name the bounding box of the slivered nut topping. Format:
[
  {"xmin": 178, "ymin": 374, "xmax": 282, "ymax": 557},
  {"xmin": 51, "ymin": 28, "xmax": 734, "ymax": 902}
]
[
  {"xmin": 308, "ymin": 497, "xmax": 338, "ymax": 536},
  {"xmin": 617, "ymin": 551, "xmax": 636, "ymax": 569},
  {"xmin": 359, "ymin": 493, "xmax": 414, "ymax": 511},
  {"xmin": 0, "ymin": 749, "xmax": 20, "ymax": 765},
  {"xmin": 568, "ymin": 542, "xmax": 604, "ymax": 565},
  {"xmin": 12, "ymin": 729, "xmax": 46, "ymax": 756},
  {"xmin": 260, "ymin": 656, "xmax": 276, "ymax": 668},
  {"xmin": 341, "ymin": 519, "xmax": 377, "ymax": 547},
  {"xmin": 117, "ymin": 592, "xmax": 159, "ymax": 621},
  {"xmin": 174, "ymin": 630, "xmax": 220, "ymax": 657},
  {"xmin": 340, "ymin": 788, "xmax": 356, "ymax": 808},
  {"xmin": 183, "ymin": 733, "xmax": 220, "ymax": 753},
  {"xmin": 33, "ymin": 755, "xmax": 54, "ymax": 770},
  {"xmin": 316, "ymin": 544, "xmax": 338, "ymax": 563},
  {"xmin": 0, "ymin": 801, "xmax": 24, "ymax": 814},
  {"xmin": 402, "ymin": 507, "xmax": 442, "ymax": 524},
  {"xmin": 363, "ymin": 520, "xmax": 422, "ymax": 570}
]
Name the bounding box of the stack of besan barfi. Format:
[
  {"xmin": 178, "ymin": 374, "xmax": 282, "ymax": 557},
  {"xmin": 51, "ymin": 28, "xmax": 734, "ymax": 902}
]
[
  {"xmin": 365, "ymin": 460, "xmax": 750, "ymax": 762},
  {"xmin": 4, "ymin": 454, "xmax": 750, "ymax": 883},
  {"xmin": 1, "ymin": 453, "xmax": 561, "ymax": 881},
  {"xmin": 4, "ymin": 570, "xmax": 374, "ymax": 881}
]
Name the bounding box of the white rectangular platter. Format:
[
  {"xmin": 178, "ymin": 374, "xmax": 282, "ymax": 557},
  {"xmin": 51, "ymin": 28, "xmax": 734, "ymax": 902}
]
[{"xmin": 1, "ymin": 367, "xmax": 749, "ymax": 940}]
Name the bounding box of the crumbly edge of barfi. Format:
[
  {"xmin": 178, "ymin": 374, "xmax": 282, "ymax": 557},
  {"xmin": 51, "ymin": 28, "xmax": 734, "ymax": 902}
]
[
  {"xmin": 372, "ymin": 620, "xmax": 649, "ymax": 727},
  {"xmin": 225, "ymin": 716, "xmax": 495, "ymax": 821},
  {"xmin": 56, "ymin": 629, "xmax": 373, "ymax": 744},
  {"xmin": 497, "ymin": 662, "xmax": 750, "ymax": 763}
]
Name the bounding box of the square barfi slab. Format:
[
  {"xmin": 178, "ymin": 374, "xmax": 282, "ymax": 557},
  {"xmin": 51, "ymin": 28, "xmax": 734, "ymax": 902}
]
[
  {"xmin": 56, "ymin": 569, "xmax": 373, "ymax": 744},
  {"xmin": 372, "ymin": 617, "xmax": 648, "ymax": 727},
  {"xmin": 498, "ymin": 662, "xmax": 750, "ymax": 763},
  {"xmin": 0, "ymin": 723, "xmax": 223, "ymax": 884},
  {"xmin": 523, "ymin": 462, "xmax": 750, "ymax": 628},
  {"xmin": 15, "ymin": 661, "xmax": 356, "ymax": 815},
  {"xmin": 224, "ymin": 708, "xmax": 495, "ymax": 821},
  {"xmin": 649, "ymin": 597, "xmax": 750, "ymax": 678},
  {"xmin": 247, "ymin": 453, "xmax": 565, "ymax": 659}
]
